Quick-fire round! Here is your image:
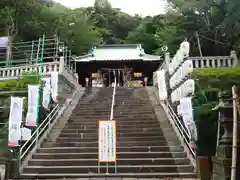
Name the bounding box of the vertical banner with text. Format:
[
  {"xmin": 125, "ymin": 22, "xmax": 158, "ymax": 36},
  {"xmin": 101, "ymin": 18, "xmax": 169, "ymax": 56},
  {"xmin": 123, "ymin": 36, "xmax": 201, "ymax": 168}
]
[
  {"xmin": 51, "ymin": 72, "xmax": 58, "ymax": 102},
  {"xmin": 157, "ymin": 70, "xmax": 167, "ymax": 100},
  {"xmin": 180, "ymin": 97, "xmax": 197, "ymax": 141},
  {"xmin": 42, "ymin": 77, "xmax": 51, "ymax": 109},
  {"xmin": 98, "ymin": 120, "xmax": 116, "ymax": 162},
  {"xmin": 25, "ymin": 85, "xmax": 40, "ymax": 127},
  {"xmin": 8, "ymin": 97, "xmax": 23, "ymax": 147}
]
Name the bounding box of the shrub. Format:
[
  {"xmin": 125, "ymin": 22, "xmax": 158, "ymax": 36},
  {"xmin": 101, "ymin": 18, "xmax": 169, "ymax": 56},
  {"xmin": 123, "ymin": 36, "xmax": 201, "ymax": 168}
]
[{"xmin": 192, "ymin": 67, "xmax": 240, "ymax": 156}]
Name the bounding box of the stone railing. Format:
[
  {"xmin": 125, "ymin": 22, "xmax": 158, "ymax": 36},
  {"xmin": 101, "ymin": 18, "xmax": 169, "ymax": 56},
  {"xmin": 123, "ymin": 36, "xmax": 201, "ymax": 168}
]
[
  {"xmin": 154, "ymin": 51, "xmax": 238, "ymax": 80},
  {"xmin": 0, "ymin": 57, "xmax": 79, "ymax": 104},
  {"xmin": 191, "ymin": 51, "xmax": 238, "ymax": 68},
  {"xmin": 0, "ymin": 62, "xmax": 60, "ymax": 78}
]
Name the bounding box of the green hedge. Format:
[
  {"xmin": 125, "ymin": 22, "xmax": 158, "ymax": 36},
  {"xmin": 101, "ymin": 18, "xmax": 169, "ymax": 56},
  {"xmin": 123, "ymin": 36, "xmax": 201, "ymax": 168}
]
[
  {"xmin": 0, "ymin": 71, "xmax": 45, "ymax": 124},
  {"xmin": 192, "ymin": 67, "xmax": 240, "ymax": 156}
]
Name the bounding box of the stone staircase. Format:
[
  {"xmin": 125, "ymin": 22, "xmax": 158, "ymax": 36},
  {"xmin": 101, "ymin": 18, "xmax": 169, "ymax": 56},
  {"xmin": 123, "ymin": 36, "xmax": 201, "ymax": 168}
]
[{"xmin": 19, "ymin": 87, "xmax": 196, "ymax": 179}]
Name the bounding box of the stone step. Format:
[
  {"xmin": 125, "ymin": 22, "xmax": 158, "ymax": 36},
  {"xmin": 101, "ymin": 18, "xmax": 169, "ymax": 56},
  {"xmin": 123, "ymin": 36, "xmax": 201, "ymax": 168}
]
[
  {"xmin": 71, "ymin": 113, "xmax": 155, "ymax": 117},
  {"xmin": 33, "ymin": 152, "xmax": 186, "ymax": 160},
  {"xmin": 68, "ymin": 118, "xmax": 157, "ymax": 122},
  {"xmin": 43, "ymin": 140, "xmax": 180, "ymax": 148},
  {"xmin": 69, "ymin": 116, "xmax": 155, "ymax": 120},
  {"xmin": 74, "ymin": 104, "xmax": 152, "ymax": 107},
  {"xmin": 28, "ymin": 157, "xmax": 190, "ymax": 166},
  {"xmin": 74, "ymin": 105, "xmax": 153, "ymax": 108},
  {"xmin": 60, "ymin": 127, "xmax": 168, "ymax": 134},
  {"xmin": 45, "ymin": 140, "xmax": 177, "ymax": 147},
  {"xmin": 37, "ymin": 146, "xmax": 183, "ymax": 153},
  {"xmin": 19, "ymin": 88, "xmax": 195, "ymax": 179},
  {"xmin": 66, "ymin": 121, "xmax": 159, "ymax": 126},
  {"xmin": 23, "ymin": 164, "xmax": 194, "ymax": 174},
  {"xmin": 76, "ymin": 103, "xmax": 151, "ymax": 105},
  {"xmin": 64, "ymin": 123, "xmax": 160, "ymax": 129},
  {"xmin": 54, "ymin": 136, "xmax": 170, "ymax": 142},
  {"xmin": 58, "ymin": 132, "xmax": 165, "ymax": 138},
  {"xmin": 19, "ymin": 172, "xmax": 196, "ymax": 180},
  {"xmin": 19, "ymin": 172, "xmax": 196, "ymax": 179}
]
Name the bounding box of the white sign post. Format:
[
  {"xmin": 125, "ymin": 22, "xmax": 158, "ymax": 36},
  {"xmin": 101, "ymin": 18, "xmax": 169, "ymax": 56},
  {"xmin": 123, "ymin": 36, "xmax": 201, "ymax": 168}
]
[
  {"xmin": 98, "ymin": 120, "xmax": 116, "ymax": 173},
  {"xmin": 8, "ymin": 97, "xmax": 24, "ymax": 147}
]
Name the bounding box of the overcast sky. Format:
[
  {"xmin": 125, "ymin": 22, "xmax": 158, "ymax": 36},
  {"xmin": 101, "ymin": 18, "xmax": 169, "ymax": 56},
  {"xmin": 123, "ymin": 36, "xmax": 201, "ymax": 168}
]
[{"xmin": 54, "ymin": 0, "xmax": 167, "ymax": 16}]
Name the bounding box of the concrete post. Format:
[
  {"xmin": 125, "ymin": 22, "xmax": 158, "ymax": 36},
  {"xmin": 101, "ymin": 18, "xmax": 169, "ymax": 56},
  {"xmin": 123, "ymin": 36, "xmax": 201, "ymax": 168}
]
[
  {"xmin": 230, "ymin": 50, "xmax": 238, "ymax": 67},
  {"xmin": 164, "ymin": 52, "xmax": 170, "ymax": 72},
  {"xmin": 59, "ymin": 56, "xmax": 65, "ymax": 73}
]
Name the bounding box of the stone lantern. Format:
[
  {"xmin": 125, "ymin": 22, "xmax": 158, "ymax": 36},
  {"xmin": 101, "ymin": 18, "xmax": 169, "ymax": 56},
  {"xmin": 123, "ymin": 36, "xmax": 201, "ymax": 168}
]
[{"xmin": 212, "ymin": 91, "xmax": 240, "ymax": 180}]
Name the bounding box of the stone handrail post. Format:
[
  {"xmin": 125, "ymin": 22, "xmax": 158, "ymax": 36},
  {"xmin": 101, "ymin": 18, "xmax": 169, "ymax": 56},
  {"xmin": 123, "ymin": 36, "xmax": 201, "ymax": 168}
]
[
  {"xmin": 59, "ymin": 56, "xmax": 65, "ymax": 73},
  {"xmin": 164, "ymin": 52, "xmax": 170, "ymax": 71},
  {"xmin": 230, "ymin": 50, "xmax": 238, "ymax": 67}
]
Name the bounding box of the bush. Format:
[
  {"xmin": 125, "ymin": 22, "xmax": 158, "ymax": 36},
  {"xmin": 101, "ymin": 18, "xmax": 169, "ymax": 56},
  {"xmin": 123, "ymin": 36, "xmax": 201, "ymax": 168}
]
[
  {"xmin": 192, "ymin": 67, "xmax": 240, "ymax": 156},
  {"xmin": 0, "ymin": 71, "xmax": 44, "ymax": 124}
]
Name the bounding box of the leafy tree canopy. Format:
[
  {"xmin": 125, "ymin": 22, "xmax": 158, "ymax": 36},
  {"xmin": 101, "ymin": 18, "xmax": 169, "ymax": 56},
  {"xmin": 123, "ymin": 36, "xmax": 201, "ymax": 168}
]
[{"xmin": 0, "ymin": 0, "xmax": 240, "ymax": 56}]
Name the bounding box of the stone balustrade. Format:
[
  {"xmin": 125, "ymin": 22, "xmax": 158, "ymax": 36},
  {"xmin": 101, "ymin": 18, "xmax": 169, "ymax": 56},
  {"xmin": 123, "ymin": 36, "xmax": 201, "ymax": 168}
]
[
  {"xmin": 0, "ymin": 62, "xmax": 60, "ymax": 78},
  {"xmin": 0, "ymin": 57, "xmax": 79, "ymax": 104},
  {"xmin": 191, "ymin": 55, "xmax": 236, "ymax": 69}
]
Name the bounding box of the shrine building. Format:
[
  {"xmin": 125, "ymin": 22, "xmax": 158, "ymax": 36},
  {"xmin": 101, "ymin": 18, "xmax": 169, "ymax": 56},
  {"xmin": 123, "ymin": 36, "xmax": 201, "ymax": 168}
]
[{"xmin": 73, "ymin": 44, "xmax": 163, "ymax": 87}]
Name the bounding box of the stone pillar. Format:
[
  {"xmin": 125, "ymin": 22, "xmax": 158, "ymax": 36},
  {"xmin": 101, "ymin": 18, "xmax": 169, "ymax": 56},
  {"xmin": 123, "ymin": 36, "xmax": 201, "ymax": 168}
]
[
  {"xmin": 164, "ymin": 52, "xmax": 170, "ymax": 72},
  {"xmin": 212, "ymin": 91, "xmax": 240, "ymax": 180},
  {"xmin": 59, "ymin": 56, "xmax": 65, "ymax": 73},
  {"xmin": 230, "ymin": 50, "xmax": 238, "ymax": 67}
]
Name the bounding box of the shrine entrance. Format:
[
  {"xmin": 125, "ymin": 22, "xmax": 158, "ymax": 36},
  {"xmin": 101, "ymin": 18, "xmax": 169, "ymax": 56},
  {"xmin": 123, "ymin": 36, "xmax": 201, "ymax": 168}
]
[{"xmin": 100, "ymin": 68, "xmax": 132, "ymax": 87}]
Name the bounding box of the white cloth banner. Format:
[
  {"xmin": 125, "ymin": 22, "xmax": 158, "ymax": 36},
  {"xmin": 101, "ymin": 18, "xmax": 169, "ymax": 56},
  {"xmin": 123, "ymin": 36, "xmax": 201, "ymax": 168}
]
[
  {"xmin": 21, "ymin": 128, "xmax": 32, "ymax": 141},
  {"xmin": 180, "ymin": 97, "xmax": 197, "ymax": 141},
  {"xmin": 8, "ymin": 97, "xmax": 23, "ymax": 147},
  {"xmin": 42, "ymin": 77, "xmax": 51, "ymax": 109},
  {"xmin": 51, "ymin": 72, "xmax": 58, "ymax": 102},
  {"xmin": 25, "ymin": 85, "xmax": 39, "ymax": 127},
  {"xmin": 156, "ymin": 70, "xmax": 167, "ymax": 100}
]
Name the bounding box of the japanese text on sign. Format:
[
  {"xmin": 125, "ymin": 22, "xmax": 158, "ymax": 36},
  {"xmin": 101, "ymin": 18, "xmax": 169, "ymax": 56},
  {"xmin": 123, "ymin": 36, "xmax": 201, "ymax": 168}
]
[{"xmin": 98, "ymin": 120, "xmax": 116, "ymax": 162}]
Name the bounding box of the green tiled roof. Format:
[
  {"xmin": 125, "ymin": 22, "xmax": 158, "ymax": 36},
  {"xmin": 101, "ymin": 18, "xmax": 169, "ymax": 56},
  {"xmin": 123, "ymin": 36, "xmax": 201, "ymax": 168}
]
[{"xmin": 74, "ymin": 44, "xmax": 162, "ymax": 62}]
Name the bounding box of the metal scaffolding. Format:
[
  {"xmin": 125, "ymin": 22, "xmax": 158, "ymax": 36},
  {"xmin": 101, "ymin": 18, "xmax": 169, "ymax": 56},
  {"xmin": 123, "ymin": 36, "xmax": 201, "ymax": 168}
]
[{"xmin": 0, "ymin": 35, "xmax": 75, "ymax": 70}]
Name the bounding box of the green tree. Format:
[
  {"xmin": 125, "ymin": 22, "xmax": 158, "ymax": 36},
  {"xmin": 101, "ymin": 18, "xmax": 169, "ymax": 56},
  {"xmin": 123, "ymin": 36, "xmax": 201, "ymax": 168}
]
[{"xmin": 57, "ymin": 9, "xmax": 102, "ymax": 55}]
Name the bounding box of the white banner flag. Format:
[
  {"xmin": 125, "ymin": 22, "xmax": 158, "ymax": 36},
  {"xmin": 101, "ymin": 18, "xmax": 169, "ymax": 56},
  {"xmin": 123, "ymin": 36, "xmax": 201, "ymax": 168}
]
[
  {"xmin": 21, "ymin": 127, "xmax": 32, "ymax": 141},
  {"xmin": 42, "ymin": 77, "xmax": 51, "ymax": 109},
  {"xmin": 180, "ymin": 97, "xmax": 197, "ymax": 141},
  {"xmin": 8, "ymin": 97, "xmax": 23, "ymax": 147},
  {"xmin": 51, "ymin": 72, "xmax": 58, "ymax": 102},
  {"xmin": 157, "ymin": 70, "xmax": 167, "ymax": 100},
  {"xmin": 25, "ymin": 85, "xmax": 39, "ymax": 127}
]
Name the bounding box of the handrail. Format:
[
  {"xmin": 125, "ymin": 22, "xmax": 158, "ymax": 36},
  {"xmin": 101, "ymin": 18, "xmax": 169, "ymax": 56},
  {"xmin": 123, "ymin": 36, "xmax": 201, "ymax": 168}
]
[
  {"xmin": 18, "ymin": 89, "xmax": 78, "ymax": 173},
  {"xmin": 19, "ymin": 104, "xmax": 61, "ymax": 171},
  {"xmin": 165, "ymin": 101, "xmax": 196, "ymax": 158},
  {"xmin": 153, "ymin": 70, "xmax": 196, "ymax": 161},
  {"xmin": 155, "ymin": 94, "xmax": 196, "ymax": 166},
  {"xmin": 110, "ymin": 71, "xmax": 117, "ymax": 120}
]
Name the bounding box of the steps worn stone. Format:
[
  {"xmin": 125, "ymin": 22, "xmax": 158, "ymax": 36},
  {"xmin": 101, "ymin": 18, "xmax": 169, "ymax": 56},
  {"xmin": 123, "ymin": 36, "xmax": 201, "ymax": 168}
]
[{"xmin": 19, "ymin": 87, "xmax": 196, "ymax": 179}]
